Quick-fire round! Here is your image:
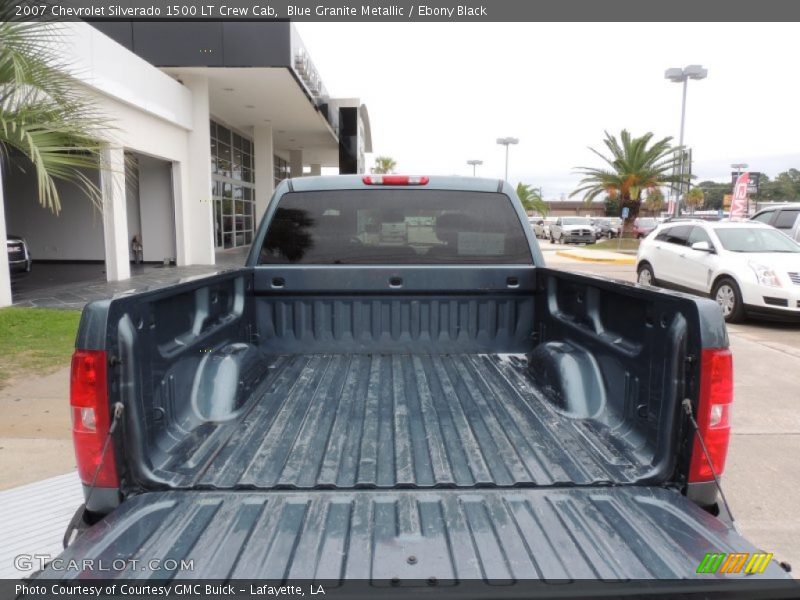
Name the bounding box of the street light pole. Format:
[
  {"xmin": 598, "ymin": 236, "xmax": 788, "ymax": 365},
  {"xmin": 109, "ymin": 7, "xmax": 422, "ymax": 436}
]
[
  {"xmin": 665, "ymin": 65, "xmax": 707, "ymax": 217},
  {"xmin": 467, "ymin": 159, "xmax": 483, "ymax": 176},
  {"xmin": 676, "ymin": 78, "xmax": 688, "ymax": 216},
  {"xmin": 496, "ymin": 137, "xmax": 519, "ymax": 181}
]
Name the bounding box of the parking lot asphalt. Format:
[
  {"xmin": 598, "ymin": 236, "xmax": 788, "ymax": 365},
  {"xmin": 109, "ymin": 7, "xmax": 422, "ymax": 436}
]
[{"xmin": 542, "ymin": 238, "xmax": 800, "ymax": 573}]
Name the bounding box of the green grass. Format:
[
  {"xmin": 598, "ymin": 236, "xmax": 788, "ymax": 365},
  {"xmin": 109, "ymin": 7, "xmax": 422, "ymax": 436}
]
[
  {"xmin": 0, "ymin": 307, "xmax": 81, "ymax": 388},
  {"xmin": 586, "ymin": 238, "xmax": 641, "ymax": 252}
]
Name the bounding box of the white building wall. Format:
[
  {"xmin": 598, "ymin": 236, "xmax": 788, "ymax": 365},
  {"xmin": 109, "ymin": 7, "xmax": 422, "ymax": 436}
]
[
  {"xmin": 31, "ymin": 23, "xmax": 210, "ymax": 267},
  {"xmin": 290, "ymin": 150, "xmax": 303, "ymax": 177},
  {"xmin": 137, "ymin": 156, "xmax": 177, "ymax": 263},
  {"xmin": 0, "ymin": 23, "xmax": 221, "ymax": 305},
  {"xmin": 0, "ymin": 167, "xmax": 12, "ymax": 307},
  {"xmin": 53, "ymin": 23, "xmax": 192, "ymax": 131},
  {"xmin": 53, "ymin": 22, "xmax": 210, "ymax": 266},
  {"xmin": 181, "ymin": 75, "xmax": 215, "ymax": 265},
  {"xmin": 253, "ymin": 124, "xmax": 274, "ymax": 220},
  {"xmin": 4, "ymin": 170, "xmax": 105, "ymax": 261},
  {"xmin": 101, "ymin": 145, "xmax": 130, "ymax": 282}
]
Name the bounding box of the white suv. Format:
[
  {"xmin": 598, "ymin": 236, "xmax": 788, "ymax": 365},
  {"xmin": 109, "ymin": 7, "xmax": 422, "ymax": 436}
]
[{"xmin": 636, "ymin": 219, "xmax": 800, "ymax": 322}]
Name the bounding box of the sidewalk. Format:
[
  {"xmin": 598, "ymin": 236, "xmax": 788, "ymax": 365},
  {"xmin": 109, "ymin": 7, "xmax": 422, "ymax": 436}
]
[
  {"xmin": 555, "ymin": 247, "xmax": 636, "ymax": 265},
  {"xmin": 12, "ymin": 247, "xmax": 250, "ymax": 310},
  {"xmin": 0, "ymin": 367, "xmax": 74, "ymax": 490}
]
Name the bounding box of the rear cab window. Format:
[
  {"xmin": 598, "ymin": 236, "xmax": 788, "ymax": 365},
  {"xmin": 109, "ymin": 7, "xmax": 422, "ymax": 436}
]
[{"xmin": 258, "ymin": 189, "xmax": 533, "ymax": 265}]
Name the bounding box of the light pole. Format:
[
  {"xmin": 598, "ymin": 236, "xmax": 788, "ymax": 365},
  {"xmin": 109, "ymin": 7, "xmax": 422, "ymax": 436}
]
[
  {"xmin": 665, "ymin": 65, "xmax": 707, "ymax": 217},
  {"xmin": 731, "ymin": 162, "xmax": 749, "ymax": 215},
  {"xmin": 467, "ymin": 159, "xmax": 483, "ymax": 176},
  {"xmin": 496, "ymin": 137, "xmax": 519, "ymax": 181}
]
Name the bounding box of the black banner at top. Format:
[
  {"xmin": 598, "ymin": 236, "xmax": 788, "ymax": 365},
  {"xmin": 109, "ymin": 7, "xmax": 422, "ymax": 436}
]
[{"xmin": 8, "ymin": 0, "xmax": 800, "ymax": 22}]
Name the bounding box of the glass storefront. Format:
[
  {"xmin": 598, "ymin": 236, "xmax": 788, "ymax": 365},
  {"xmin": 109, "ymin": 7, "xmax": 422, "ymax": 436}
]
[
  {"xmin": 211, "ymin": 120, "xmax": 255, "ymax": 249},
  {"xmin": 274, "ymin": 155, "xmax": 290, "ymax": 189},
  {"xmin": 210, "ymin": 120, "xmax": 293, "ymax": 249}
]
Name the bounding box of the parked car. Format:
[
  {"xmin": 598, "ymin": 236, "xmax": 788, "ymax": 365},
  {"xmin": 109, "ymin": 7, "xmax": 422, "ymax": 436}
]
[
  {"xmin": 46, "ymin": 176, "xmax": 789, "ymax": 586},
  {"xmin": 531, "ymin": 216, "xmax": 556, "ymax": 239},
  {"xmin": 637, "ymin": 219, "xmax": 800, "ymax": 322},
  {"xmin": 791, "ymin": 213, "xmax": 800, "ymax": 243},
  {"xmin": 633, "ymin": 217, "xmax": 658, "ymax": 238},
  {"xmin": 750, "ymin": 203, "xmax": 800, "ymax": 234},
  {"xmin": 591, "ymin": 218, "xmax": 620, "ymax": 239},
  {"xmin": 6, "ymin": 234, "xmax": 32, "ymax": 277},
  {"xmin": 550, "ymin": 216, "xmax": 596, "ymax": 244}
]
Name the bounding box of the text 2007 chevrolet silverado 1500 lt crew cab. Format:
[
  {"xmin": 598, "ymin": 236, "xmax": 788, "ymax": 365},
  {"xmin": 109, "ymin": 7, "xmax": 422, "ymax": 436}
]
[{"xmin": 42, "ymin": 176, "xmax": 792, "ymax": 594}]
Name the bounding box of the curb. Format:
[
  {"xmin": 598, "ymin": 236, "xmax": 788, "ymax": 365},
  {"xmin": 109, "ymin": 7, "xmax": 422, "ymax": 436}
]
[{"xmin": 555, "ymin": 250, "xmax": 636, "ymax": 265}]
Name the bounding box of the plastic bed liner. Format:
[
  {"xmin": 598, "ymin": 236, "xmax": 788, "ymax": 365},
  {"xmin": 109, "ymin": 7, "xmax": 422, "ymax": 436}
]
[
  {"xmin": 150, "ymin": 353, "xmax": 651, "ymax": 489},
  {"xmin": 42, "ymin": 487, "xmax": 789, "ymax": 582}
]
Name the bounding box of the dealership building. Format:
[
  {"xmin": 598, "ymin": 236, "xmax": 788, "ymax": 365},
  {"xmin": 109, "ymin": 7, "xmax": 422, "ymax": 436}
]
[{"xmin": 0, "ymin": 21, "xmax": 372, "ymax": 306}]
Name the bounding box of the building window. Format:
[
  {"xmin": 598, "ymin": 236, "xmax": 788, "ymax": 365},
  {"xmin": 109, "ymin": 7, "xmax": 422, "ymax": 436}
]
[
  {"xmin": 211, "ymin": 119, "xmax": 255, "ymax": 249},
  {"xmin": 274, "ymin": 155, "xmax": 290, "ymax": 189}
]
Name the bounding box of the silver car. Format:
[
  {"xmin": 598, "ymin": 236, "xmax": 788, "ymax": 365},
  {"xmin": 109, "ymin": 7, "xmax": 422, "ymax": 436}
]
[
  {"xmin": 7, "ymin": 235, "xmax": 32, "ymax": 277},
  {"xmin": 532, "ymin": 217, "xmax": 556, "ymax": 239},
  {"xmin": 791, "ymin": 213, "xmax": 800, "ymax": 243},
  {"xmin": 550, "ymin": 217, "xmax": 596, "ymax": 244}
]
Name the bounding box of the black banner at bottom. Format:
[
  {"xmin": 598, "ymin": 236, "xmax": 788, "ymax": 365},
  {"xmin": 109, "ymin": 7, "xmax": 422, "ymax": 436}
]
[{"xmin": 6, "ymin": 579, "xmax": 800, "ymax": 600}]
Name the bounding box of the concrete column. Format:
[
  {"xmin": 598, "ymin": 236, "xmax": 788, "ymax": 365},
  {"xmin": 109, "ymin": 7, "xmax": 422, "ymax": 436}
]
[
  {"xmin": 310, "ymin": 163, "xmax": 321, "ymax": 176},
  {"xmin": 180, "ymin": 74, "xmax": 215, "ymax": 265},
  {"xmin": 0, "ymin": 163, "xmax": 12, "ymax": 307},
  {"xmin": 289, "ymin": 149, "xmax": 303, "ymax": 178},
  {"xmin": 253, "ymin": 124, "xmax": 274, "ymax": 221},
  {"xmin": 100, "ymin": 145, "xmax": 131, "ymax": 282},
  {"xmin": 171, "ymin": 162, "xmax": 187, "ymax": 265}
]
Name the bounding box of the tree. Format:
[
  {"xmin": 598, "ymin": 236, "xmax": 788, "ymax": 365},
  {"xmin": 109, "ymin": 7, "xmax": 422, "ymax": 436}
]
[
  {"xmin": 516, "ymin": 183, "xmax": 548, "ymax": 216},
  {"xmin": 371, "ymin": 156, "xmax": 397, "ymax": 174},
  {"xmin": 603, "ymin": 195, "xmax": 620, "ymax": 217},
  {"xmin": 684, "ymin": 187, "xmax": 704, "ymax": 213},
  {"xmin": 0, "ymin": 17, "xmax": 109, "ymax": 213},
  {"xmin": 771, "ymin": 169, "xmax": 800, "ymax": 201},
  {"xmin": 570, "ymin": 130, "xmax": 688, "ymax": 234},
  {"xmin": 697, "ymin": 180, "xmax": 728, "ymax": 210},
  {"xmin": 643, "ymin": 188, "xmax": 664, "ymax": 216}
]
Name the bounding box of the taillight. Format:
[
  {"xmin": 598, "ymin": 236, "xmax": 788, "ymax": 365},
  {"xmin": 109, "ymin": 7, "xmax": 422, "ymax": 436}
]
[
  {"xmin": 70, "ymin": 350, "xmax": 118, "ymax": 487},
  {"xmin": 688, "ymin": 348, "xmax": 733, "ymax": 483},
  {"xmin": 362, "ymin": 175, "xmax": 429, "ymax": 185}
]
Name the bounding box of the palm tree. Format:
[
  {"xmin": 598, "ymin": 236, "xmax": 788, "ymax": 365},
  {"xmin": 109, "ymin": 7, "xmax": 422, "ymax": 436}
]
[
  {"xmin": 0, "ymin": 17, "xmax": 108, "ymax": 213},
  {"xmin": 643, "ymin": 187, "xmax": 665, "ymax": 216},
  {"xmin": 570, "ymin": 130, "xmax": 688, "ymax": 235},
  {"xmin": 516, "ymin": 183, "xmax": 548, "ymax": 216},
  {"xmin": 684, "ymin": 187, "xmax": 705, "ymax": 214},
  {"xmin": 371, "ymin": 156, "xmax": 397, "ymax": 174}
]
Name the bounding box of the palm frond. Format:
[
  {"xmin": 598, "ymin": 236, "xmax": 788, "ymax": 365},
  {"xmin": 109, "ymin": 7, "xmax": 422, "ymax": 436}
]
[
  {"xmin": 0, "ymin": 20, "xmax": 110, "ymax": 213},
  {"xmin": 570, "ymin": 129, "xmax": 688, "ymax": 208}
]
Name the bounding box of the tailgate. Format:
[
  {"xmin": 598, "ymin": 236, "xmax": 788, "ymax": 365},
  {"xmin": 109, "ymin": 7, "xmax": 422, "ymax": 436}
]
[{"xmin": 42, "ymin": 487, "xmax": 791, "ymax": 589}]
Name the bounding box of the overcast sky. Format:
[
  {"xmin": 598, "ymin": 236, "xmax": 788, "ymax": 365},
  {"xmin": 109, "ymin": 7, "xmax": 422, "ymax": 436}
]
[{"xmin": 296, "ymin": 22, "xmax": 800, "ymax": 199}]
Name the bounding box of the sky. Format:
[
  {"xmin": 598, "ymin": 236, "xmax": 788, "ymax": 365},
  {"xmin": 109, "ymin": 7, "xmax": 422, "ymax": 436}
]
[{"xmin": 296, "ymin": 22, "xmax": 800, "ymax": 199}]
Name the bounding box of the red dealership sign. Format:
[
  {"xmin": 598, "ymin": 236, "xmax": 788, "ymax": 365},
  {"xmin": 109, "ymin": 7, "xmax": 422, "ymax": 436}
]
[{"xmin": 729, "ymin": 172, "xmax": 750, "ymax": 220}]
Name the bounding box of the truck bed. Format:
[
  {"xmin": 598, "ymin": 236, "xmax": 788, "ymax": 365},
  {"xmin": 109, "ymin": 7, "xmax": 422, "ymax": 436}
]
[{"xmin": 151, "ymin": 353, "xmax": 650, "ymax": 489}]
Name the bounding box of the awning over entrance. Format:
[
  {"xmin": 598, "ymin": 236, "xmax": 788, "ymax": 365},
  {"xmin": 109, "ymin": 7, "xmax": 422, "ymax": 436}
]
[{"xmin": 167, "ymin": 67, "xmax": 340, "ymax": 168}]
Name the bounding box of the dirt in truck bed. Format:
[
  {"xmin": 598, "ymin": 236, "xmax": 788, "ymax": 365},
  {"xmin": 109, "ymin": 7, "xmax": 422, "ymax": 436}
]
[{"xmin": 152, "ymin": 353, "xmax": 651, "ymax": 489}]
